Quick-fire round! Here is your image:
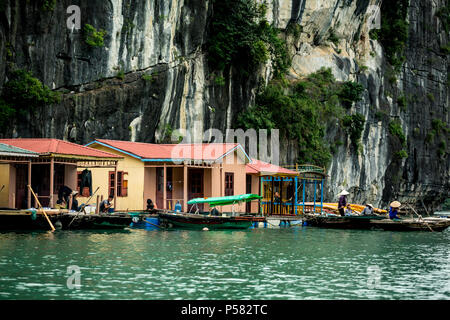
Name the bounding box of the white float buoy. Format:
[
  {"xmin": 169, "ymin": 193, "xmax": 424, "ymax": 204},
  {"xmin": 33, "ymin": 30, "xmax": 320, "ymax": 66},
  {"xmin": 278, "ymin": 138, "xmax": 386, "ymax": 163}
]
[{"xmin": 202, "ymin": 227, "xmax": 209, "ymax": 231}]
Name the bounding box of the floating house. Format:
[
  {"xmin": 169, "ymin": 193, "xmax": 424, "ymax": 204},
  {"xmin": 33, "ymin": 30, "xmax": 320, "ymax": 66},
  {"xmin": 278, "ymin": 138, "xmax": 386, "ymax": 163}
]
[
  {"xmin": 83, "ymin": 139, "xmax": 298, "ymax": 213},
  {"xmin": 84, "ymin": 139, "xmax": 253, "ymax": 212},
  {"xmin": 0, "ymin": 143, "xmax": 39, "ymax": 209},
  {"xmin": 0, "ymin": 139, "xmax": 122, "ymax": 209}
]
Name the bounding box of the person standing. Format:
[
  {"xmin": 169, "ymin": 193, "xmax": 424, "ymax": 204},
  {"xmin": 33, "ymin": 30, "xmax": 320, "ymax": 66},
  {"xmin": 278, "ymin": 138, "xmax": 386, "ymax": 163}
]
[{"xmin": 338, "ymin": 190, "xmax": 349, "ymax": 216}]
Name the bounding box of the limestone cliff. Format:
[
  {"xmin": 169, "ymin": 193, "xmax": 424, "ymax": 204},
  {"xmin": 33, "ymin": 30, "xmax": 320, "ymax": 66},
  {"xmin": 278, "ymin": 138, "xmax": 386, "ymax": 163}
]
[{"xmin": 0, "ymin": 0, "xmax": 448, "ymax": 211}]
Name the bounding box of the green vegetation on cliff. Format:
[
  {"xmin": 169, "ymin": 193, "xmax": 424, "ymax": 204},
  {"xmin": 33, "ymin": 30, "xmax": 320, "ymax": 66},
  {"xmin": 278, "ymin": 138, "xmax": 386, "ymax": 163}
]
[
  {"xmin": 0, "ymin": 70, "xmax": 60, "ymax": 131},
  {"xmin": 207, "ymin": 0, "xmax": 289, "ymax": 77},
  {"xmin": 370, "ymin": 0, "xmax": 409, "ymax": 72},
  {"xmin": 84, "ymin": 24, "xmax": 107, "ymax": 48},
  {"xmin": 236, "ymin": 68, "xmax": 366, "ymax": 167}
]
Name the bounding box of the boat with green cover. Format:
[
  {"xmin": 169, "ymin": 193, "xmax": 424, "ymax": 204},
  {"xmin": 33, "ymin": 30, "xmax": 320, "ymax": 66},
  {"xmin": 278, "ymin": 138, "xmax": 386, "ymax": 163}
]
[
  {"xmin": 187, "ymin": 194, "xmax": 263, "ymax": 207},
  {"xmin": 158, "ymin": 194, "xmax": 264, "ymax": 230}
]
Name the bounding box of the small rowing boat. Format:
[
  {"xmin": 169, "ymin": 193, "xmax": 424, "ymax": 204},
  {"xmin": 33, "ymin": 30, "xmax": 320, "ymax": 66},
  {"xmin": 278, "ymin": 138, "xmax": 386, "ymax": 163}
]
[
  {"xmin": 303, "ymin": 214, "xmax": 386, "ymax": 229},
  {"xmin": 369, "ymin": 217, "xmax": 450, "ymax": 232}
]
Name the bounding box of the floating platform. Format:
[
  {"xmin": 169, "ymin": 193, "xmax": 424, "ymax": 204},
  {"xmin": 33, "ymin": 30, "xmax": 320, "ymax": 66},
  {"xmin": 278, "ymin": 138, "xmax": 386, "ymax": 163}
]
[{"xmin": 0, "ymin": 209, "xmax": 135, "ymax": 231}]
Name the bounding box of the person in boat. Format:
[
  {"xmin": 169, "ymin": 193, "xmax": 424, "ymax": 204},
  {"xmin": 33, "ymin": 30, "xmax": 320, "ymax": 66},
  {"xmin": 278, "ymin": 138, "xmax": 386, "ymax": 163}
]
[
  {"xmin": 100, "ymin": 195, "xmax": 114, "ymax": 213},
  {"xmin": 71, "ymin": 191, "xmax": 81, "ymax": 211},
  {"xmin": 338, "ymin": 190, "xmax": 350, "ymax": 216},
  {"xmin": 174, "ymin": 201, "xmax": 182, "ymax": 213},
  {"xmin": 361, "ymin": 203, "xmax": 374, "ymax": 216},
  {"xmin": 344, "ymin": 204, "xmax": 353, "ymax": 216},
  {"xmin": 211, "ymin": 207, "xmax": 221, "ymax": 216},
  {"xmin": 146, "ymin": 199, "xmax": 156, "ymax": 211},
  {"xmin": 389, "ymin": 201, "xmax": 402, "ymax": 220},
  {"xmin": 57, "ymin": 185, "xmax": 73, "ymax": 209}
]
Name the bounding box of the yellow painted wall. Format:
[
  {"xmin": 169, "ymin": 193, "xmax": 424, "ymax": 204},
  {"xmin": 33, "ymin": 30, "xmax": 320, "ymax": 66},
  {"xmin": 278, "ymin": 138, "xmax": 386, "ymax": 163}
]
[
  {"xmin": 78, "ymin": 144, "xmax": 145, "ymax": 211},
  {"xmin": 0, "ymin": 164, "xmax": 10, "ymax": 207}
]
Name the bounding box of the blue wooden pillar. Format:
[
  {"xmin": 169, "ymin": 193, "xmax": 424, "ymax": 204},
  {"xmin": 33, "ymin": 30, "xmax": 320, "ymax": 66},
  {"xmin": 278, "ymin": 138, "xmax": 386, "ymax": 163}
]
[
  {"xmin": 313, "ymin": 180, "xmax": 317, "ymax": 213},
  {"xmin": 294, "ymin": 176, "xmax": 298, "ymax": 215},
  {"xmin": 320, "ymin": 179, "xmax": 324, "ymax": 214},
  {"xmin": 302, "ymin": 179, "xmax": 305, "ymax": 214}
]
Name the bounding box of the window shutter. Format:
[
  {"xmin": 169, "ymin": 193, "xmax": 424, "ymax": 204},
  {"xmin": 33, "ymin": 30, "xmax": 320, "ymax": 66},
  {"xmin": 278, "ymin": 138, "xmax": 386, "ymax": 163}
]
[{"xmin": 122, "ymin": 177, "xmax": 128, "ymax": 197}]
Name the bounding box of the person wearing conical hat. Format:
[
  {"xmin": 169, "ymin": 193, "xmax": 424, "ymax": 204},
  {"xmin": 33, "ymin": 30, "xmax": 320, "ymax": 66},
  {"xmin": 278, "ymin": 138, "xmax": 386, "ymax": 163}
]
[
  {"xmin": 338, "ymin": 190, "xmax": 349, "ymax": 216},
  {"xmin": 389, "ymin": 201, "xmax": 401, "ymax": 220},
  {"xmin": 361, "ymin": 203, "xmax": 374, "ymax": 216}
]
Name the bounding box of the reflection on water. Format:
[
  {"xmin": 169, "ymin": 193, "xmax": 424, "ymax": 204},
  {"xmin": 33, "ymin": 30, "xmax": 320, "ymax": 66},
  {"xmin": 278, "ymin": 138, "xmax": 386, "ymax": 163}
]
[{"xmin": 0, "ymin": 227, "xmax": 449, "ymax": 300}]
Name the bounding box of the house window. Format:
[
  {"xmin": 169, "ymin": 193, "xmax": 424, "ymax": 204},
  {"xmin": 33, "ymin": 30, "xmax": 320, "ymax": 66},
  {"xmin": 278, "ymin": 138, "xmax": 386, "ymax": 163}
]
[
  {"xmin": 225, "ymin": 172, "xmax": 234, "ymax": 196},
  {"xmin": 109, "ymin": 171, "xmax": 128, "ymax": 197},
  {"xmin": 77, "ymin": 171, "xmax": 91, "ymax": 197}
]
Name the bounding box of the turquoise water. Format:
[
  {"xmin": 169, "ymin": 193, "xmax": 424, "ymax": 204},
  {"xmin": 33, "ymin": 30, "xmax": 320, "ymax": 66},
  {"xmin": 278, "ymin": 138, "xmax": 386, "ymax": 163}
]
[{"xmin": 0, "ymin": 226, "xmax": 449, "ymax": 300}]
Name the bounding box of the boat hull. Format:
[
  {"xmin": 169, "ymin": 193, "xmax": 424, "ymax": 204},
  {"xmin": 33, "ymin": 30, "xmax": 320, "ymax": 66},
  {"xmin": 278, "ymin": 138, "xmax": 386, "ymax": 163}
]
[
  {"xmin": 304, "ymin": 215, "xmax": 385, "ymax": 230},
  {"xmin": 158, "ymin": 212, "xmax": 257, "ymax": 230},
  {"xmin": 369, "ymin": 218, "xmax": 450, "ymax": 232}
]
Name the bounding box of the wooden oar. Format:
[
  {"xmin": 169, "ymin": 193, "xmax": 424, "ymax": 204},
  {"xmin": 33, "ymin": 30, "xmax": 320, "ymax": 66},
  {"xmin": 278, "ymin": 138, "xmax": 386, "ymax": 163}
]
[
  {"xmin": 27, "ymin": 185, "xmax": 55, "ymax": 232},
  {"xmin": 407, "ymin": 204, "xmax": 433, "ymax": 232},
  {"xmin": 144, "ymin": 219, "xmax": 166, "ymax": 229},
  {"xmin": 68, "ymin": 187, "xmax": 100, "ymax": 228}
]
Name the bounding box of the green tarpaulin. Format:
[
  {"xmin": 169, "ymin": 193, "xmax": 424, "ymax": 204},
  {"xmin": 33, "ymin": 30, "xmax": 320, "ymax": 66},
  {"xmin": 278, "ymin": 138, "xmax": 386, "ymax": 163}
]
[{"xmin": 187, "ymin": 194, "xmax": 262, "ymax": 207}]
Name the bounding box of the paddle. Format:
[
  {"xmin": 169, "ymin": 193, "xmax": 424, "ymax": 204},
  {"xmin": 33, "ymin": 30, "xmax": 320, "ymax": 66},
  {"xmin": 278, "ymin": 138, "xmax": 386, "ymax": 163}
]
[
  {"xmin": 144, "ymin": 219, "xmax": 166, "ymax": 229},
  {"xmin": 407, "ymin": 204, "xmax": 433, "ymax": 232},
  {"xmin": 68, "ymin": 187, "xmax": 100, "ymax": 228},
  {"xmin": 27, "ymin": 185, "xmax": 55, "ymax": 232}
]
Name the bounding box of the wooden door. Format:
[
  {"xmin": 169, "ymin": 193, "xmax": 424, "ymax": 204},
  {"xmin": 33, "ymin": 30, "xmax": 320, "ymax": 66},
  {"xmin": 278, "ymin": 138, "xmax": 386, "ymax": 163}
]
[
  {"xmin": 188, "ymin": 169, "xmax": 204, "ymax": 212},
  {"xmin": 15, "ymin": 164, "xmax": 28, "ymax": 209},
  {"xmin": 156, "ymin": 167, "xmax": 164, "ymax": 209},
  {"xmin": 246, "ymin": 175, "xmax": 252, "ymax": 213}
]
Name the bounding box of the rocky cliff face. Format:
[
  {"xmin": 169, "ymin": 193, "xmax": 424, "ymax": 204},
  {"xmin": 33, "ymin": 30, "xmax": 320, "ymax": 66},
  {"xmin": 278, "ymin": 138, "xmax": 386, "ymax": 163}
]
[{"xmin": 0, "ymin": 0, "xmax": 448, "ymax": 211}]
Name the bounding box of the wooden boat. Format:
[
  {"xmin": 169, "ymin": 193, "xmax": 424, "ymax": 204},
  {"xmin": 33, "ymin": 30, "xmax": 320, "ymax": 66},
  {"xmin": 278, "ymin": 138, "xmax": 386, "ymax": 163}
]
[
  {"xmin": 158, "ymin": 194, "xmax": 265, "ymax": 230},
  {"xmin": 0, "ymin": 209, "xmax": 133, "ymax": 230},
  {"xmin": 369, "ymin": 217, "xmax": 450, "ymax": 232},
  {"xmin": 158, "ymin": 211, "xmax": 263, "ymax": 230},
  {"xmin": 303, "ymin": 214, "xmax": 386, "ymax": 230}
]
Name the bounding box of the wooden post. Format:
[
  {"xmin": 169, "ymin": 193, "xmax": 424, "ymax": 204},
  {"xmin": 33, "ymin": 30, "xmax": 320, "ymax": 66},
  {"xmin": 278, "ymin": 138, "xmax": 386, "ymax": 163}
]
[
  {"xmin": 114, "ymin": 164, "xmax": 118, "ymax": 209},
  {"xmin": 27, "ymin": 161, "xmax": 32, "ymax": 208},
  {"xmin": 12, "ymin": 192, "xmax": 15, "ymax": 209},
  {"xmin": 96, "ymin": 195, "xmax": 100, "ymax": 214},
  {"xmin": 163, "ymin": 163, "xmax": 167, "ymax": 210},
  {"xmin": 220, "ymin": 165, "xmax": 224, "ymax": 197},
  {"xmin": 280, "ymin": 177, "xmax": 283, "ymax": 215},
  {"xmin": 49, "ymin": 158, "xmax": 54, "ymax": 208},
  {"xmin": 183, "ymin": 163, "xmax": 187, "ymax": 212},
  {"xmin": 271, "ymin": 177, "xmax": 274, "ymax": 215}
]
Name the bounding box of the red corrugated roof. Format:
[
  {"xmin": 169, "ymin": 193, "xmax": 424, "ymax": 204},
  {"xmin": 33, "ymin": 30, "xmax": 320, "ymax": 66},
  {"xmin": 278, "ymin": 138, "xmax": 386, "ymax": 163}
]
[
  {"xmin": 246, "ymin": 159, "xmax": 298, "ymax": 176},
  {"xmin": 0, "ymin": 138, "xmax": 121, "ymax": 159},
  {"xmin": 91, "ymin": 139, "xmax": 243, "ymax": 161}
]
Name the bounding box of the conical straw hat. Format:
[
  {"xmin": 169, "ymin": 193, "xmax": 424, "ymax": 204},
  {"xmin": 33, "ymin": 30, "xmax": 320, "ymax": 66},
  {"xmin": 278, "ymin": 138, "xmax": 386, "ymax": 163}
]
[
  {"xmin": 390, "ymin": 201, "xmax": 401, "ymax": 208},
  {"xmin": 338, "ymin": 190, "xmax": 349, "ymax": 196}
]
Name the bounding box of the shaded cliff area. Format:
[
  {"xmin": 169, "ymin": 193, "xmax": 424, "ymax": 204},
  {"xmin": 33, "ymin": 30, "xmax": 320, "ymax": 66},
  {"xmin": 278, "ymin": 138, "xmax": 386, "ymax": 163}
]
[{"xmin": 0, "ymin": 0, "xmax": 448, "ymax": 211}]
